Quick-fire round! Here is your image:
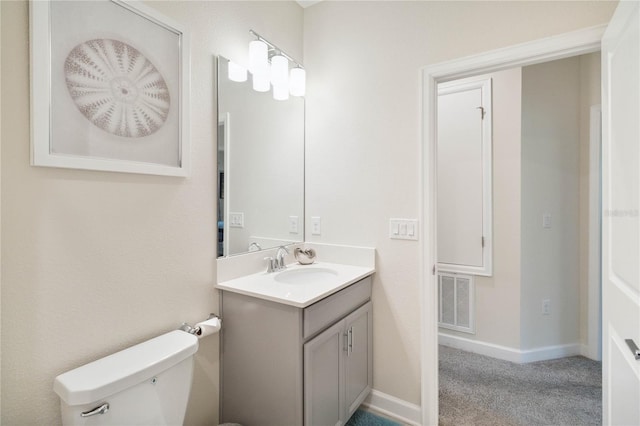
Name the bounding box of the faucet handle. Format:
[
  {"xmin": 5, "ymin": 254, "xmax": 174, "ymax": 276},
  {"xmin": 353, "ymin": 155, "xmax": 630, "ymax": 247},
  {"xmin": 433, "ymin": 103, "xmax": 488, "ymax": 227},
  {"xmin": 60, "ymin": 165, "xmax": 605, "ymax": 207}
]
[
  {"xmin": 264, "ymin": 257, "xmax": 277, "ymax": 273},
  {"xmin": 275, "ymin": 245, "xmax": 290, "ymax": 270}
]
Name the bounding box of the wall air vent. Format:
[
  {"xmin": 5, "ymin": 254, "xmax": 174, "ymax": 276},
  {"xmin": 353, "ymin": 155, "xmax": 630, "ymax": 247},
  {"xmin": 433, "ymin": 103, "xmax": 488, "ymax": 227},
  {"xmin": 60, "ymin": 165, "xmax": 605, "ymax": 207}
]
[{"xmin": 438, "ymin": 272, "xmax": 475, "ymax": 334}]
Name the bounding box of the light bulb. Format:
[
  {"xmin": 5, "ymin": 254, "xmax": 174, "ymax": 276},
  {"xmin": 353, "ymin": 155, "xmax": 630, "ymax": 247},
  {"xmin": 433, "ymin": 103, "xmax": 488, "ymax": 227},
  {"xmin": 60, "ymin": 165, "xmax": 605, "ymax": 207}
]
[
  {"xmin": 227, "ymin": 61, "xmax": 247, "ymax": 82},
  {"xmin": 289, "ymin": 67, "xmax": 306, "ymax": 97},
  {"xmin": 270, "ymin": 54, "xmax": 289, "ymax": 88},
  {"xmin": 249, "ymin": 40, "xmax": 268, "ymax": 74}
]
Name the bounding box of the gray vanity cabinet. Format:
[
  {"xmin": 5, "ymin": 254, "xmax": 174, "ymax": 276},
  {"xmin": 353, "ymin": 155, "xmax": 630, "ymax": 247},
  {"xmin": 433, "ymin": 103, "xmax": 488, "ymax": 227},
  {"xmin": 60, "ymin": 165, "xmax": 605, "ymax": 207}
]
[
  {"xmin": 344, "ymin": 302, "xmax": 373, "ymax": 416},
  {"xmin": 220, "ymin": 276, "xmax": 373, "ymax": 426},
  {"xmin": 304, "ymin": 319, "xmax": 344, "ymax": 426},
  {"xmin": 304, "ymin": 301, "xmax": 373, "ymax": 426}
]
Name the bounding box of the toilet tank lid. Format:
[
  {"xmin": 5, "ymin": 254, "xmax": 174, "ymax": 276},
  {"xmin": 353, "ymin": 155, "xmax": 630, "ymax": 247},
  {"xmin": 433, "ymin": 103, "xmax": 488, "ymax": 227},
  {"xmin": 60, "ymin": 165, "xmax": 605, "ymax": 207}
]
[{"xmin": 54, "ymin": 330, "xmax": 198, "ymax": 406}]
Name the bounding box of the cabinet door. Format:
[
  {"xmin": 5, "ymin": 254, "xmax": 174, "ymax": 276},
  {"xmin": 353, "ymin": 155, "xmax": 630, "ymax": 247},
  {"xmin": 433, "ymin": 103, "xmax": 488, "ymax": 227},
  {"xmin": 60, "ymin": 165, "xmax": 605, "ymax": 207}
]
[
  {"xmin": 304, "ymin": 320, "xmax": 345, "ymax": 426},
  {"xmin": 344, "ymin": 302, "xmax": 373, "ymax": 419}
]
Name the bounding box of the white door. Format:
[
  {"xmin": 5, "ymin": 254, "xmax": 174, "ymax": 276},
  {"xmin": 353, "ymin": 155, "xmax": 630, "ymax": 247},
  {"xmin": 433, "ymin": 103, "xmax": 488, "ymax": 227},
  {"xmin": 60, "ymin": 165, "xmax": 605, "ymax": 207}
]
[
  {"xmin": 601, "ymin": 2, "xmax": 640, "ymax": 424},
  {"xmin": 437, "ymin": 79, "xmax": 492, "ymax": 276}
]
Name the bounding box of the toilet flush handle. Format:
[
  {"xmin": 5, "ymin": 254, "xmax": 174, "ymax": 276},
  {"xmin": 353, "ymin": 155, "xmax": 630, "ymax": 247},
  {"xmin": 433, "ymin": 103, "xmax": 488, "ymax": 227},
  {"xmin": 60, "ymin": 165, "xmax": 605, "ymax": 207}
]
[{"xmin": 81, "ymin": 402, "xmax": 110, "ymax": 417}]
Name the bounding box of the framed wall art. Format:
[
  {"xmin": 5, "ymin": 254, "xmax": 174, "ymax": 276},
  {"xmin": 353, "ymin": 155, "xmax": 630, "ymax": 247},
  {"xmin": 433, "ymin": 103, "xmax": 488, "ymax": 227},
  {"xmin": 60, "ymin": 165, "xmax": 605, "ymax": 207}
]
[{"xmin": 30, "ymin": 0, "xmax": 190, "ymax": 176}]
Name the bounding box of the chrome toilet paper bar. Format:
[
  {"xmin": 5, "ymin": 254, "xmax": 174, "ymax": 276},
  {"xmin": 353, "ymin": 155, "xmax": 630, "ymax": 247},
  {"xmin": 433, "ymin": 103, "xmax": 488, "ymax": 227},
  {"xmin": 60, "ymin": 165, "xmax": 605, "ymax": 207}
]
[{"xmin": 179, "ymin": 313, "xmax": 222, "ymax": 336}]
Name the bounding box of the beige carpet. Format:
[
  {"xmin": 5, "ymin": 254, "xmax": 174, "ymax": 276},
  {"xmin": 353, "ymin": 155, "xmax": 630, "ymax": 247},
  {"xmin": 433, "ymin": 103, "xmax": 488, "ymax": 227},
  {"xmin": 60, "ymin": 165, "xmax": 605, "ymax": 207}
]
[{"xmin": 439, "ymin": 345, "xmax": 602, "ymax": 426}]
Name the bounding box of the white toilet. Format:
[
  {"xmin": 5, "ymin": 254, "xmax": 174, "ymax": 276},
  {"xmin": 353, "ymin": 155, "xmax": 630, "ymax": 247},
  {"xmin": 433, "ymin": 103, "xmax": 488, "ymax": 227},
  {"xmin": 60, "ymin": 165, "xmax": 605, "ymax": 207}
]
[{"xmin": 54, "ymin": 330, "xmax": 199, "ymax": 425}]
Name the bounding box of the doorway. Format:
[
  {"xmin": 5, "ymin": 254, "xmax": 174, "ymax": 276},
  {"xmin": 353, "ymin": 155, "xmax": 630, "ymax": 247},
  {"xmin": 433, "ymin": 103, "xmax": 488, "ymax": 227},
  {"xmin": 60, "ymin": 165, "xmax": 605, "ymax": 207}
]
[
  {"xmin": 435, "ymin": 54, "xmax": 603, "ymax": 424},
  {"xmin": 420, "ymin": 25, "xmax": 606, "ymax": 426}
]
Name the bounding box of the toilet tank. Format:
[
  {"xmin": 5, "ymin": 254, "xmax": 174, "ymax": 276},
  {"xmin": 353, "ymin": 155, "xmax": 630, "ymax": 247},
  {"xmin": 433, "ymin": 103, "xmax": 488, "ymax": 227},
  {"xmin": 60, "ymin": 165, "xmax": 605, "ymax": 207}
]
[{"xmin": 54, "ymin": 330, "xmax": 199, "ymax": 426}]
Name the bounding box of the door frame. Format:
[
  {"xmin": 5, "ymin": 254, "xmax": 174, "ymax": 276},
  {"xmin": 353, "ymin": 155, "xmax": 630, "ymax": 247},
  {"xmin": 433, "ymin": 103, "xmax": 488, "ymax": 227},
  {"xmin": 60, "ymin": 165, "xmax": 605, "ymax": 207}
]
[{"xmin": 420, "ymin": 25, "xmax": 606, "ymax": 426}]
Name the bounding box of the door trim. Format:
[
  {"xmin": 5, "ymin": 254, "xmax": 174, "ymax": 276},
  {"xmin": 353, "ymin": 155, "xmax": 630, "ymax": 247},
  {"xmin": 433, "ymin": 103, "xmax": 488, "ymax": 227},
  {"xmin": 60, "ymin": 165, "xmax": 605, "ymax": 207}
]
[{"xmin": 420, "ymin": 24, "xmax": 606, "ymax": 426}]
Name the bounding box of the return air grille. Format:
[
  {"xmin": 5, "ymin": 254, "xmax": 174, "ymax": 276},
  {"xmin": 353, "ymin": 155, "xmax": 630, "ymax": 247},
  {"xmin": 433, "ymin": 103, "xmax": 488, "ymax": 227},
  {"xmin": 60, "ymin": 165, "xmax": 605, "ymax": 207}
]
[{"xmin": 438, "ymin": 272, "xmax": 475, "ymax": 334}]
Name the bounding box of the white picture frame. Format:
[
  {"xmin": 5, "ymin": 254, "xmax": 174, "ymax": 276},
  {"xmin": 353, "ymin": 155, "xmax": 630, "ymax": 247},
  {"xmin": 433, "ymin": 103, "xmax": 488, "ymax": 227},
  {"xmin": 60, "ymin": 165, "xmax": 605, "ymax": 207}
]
[{"xmin": 29, "ymin": 0, "xmax": 190, "ymax": 177}]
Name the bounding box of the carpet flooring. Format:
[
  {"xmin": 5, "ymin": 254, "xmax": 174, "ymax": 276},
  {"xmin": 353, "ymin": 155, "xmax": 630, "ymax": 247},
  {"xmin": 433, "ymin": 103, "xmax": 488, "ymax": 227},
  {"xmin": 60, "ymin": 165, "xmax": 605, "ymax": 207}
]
[{"xmin": 439, "ymin": 345, "xmax": 602, "ymax": 426}]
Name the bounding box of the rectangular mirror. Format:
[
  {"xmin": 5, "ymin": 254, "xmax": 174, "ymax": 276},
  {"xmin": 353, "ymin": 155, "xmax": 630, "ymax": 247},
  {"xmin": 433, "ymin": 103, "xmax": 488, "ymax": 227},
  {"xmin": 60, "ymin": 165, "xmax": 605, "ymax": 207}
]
[{"xmin": 217, "ymin": 56, "xmax": 305, "ymax": 257}]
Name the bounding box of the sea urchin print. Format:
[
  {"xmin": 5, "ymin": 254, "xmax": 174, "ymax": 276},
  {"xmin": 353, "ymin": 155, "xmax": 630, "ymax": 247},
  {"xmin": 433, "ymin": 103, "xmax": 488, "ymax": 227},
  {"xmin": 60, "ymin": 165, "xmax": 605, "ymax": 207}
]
[{"xmin": 64, "ymin": 39, "xmax": 170, "ymax": 138}]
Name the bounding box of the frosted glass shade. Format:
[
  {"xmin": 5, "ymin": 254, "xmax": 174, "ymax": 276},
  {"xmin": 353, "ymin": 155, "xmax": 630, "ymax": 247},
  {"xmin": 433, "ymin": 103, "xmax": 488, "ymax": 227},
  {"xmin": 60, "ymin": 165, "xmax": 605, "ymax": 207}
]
[
  {"xmin": 289, "ymin": 67, "xmax": 306, "ymax": 97},
  {"xmin": 273, "ymin": 83, "xmax": 289, "ymax": 101},
  {"xmin": 252, "ymin": 68, "xmax": 270, "ymax": 92},
  {"xmin": 227, "ymin": 61, "xmax": 247, "ymax": 82},
  {"xmin": 249, "ymin": 40, "xmax": 268, "ymax": 74},
  {"xmin": 270, "ymin": 55, "xmax": 289, "ymax": 87}
]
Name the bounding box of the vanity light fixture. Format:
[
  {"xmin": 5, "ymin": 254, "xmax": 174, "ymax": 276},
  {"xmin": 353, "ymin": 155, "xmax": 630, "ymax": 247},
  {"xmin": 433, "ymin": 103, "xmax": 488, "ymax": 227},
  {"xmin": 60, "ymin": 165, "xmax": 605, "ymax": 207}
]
[
  {"xmin": 273, "ymin": 84, "xmax": 289, "ymax": 101},
  {"xmin": 271, "ymin": 54, "xmax": 289, "ymax": 100},
  {"xmin": 249, "ymin": 39, "xmax": 268, "ymax": 74},
  {"xmin": 289, "ymin": 67, "xmax": 306, "ymax": 97},
  {"xmin": 246, "ymin": 30, "xmax": 305, "ymax": 100},
  {"xmin": 271, "ymin": 54, "xmax": 289, "ymax": 86},
  {"xmin": 253, "ymin": 68, "xmax": 271, "ymax": 92}
]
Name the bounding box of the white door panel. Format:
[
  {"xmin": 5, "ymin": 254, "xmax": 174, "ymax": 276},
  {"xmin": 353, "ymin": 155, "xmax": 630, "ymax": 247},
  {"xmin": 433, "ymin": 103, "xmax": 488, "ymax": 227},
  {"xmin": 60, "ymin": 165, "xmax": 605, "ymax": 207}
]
[
  {"xmin": 437, "ymin": 79, "xmax": 492, "ymax": 275},
  {"xmin": 602, "ymin": 1, "xmax": 640, "ymax": 424},
  {"xmin": 609, "ymin": 331, "xmax": 640, "ymax": 425},
  {"xmin": 438, "ymin": 88, "xmax": 483, "ymax": 267}
]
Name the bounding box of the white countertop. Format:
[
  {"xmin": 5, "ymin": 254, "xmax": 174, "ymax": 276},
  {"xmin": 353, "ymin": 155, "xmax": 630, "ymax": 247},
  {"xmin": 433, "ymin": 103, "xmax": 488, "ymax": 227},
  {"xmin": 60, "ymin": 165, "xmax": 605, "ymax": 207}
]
[{"xmin": 215, "ymin": 261, "xmax": 375, "ymax": 308}]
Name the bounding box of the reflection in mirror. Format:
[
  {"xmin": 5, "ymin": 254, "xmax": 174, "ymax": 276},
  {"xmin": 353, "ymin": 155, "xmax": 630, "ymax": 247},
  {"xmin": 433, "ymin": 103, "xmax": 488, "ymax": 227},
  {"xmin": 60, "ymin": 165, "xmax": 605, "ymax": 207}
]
[{"xmin": 217, "ymin": 56, "xmax": 304, "ymax": 257}]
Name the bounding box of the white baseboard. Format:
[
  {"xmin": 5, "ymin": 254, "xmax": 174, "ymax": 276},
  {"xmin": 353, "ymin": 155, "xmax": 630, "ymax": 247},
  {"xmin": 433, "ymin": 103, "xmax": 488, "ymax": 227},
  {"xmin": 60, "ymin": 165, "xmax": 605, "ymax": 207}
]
[
  {"xmin": 438, "ymin": 333, "xmax": 522, "ymax": 363},
  {"xmin": 361, "ymin": 389, "xmax": 422, "ymax": 426},
  {"xmin": 439, "ymin": 332, "xmax": 582, "ymax": 364},
  {"xmin": 519, "ymin": 342, "xmax": 582, "ymax": 363}
]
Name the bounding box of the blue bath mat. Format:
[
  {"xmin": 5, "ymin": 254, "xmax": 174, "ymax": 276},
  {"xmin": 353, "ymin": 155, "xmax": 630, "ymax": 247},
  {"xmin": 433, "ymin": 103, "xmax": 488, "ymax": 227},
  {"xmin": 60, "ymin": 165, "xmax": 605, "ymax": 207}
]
[{"xmin": 345, "ymin": 410, "xmax": 401, "ymax": 426}]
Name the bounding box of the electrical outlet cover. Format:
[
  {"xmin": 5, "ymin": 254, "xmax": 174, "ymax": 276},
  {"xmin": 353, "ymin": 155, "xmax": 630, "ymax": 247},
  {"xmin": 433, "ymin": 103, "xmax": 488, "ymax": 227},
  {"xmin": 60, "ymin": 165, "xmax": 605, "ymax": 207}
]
[{"xmin": 311, "ymin": 217, "xmax": 321, "ymax": 235}]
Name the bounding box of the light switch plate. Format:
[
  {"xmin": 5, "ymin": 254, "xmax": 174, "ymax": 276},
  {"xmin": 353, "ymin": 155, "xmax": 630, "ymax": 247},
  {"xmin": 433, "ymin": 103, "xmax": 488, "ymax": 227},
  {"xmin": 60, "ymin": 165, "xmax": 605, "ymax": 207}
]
[
  {"xmin": 230, "ymin": 212, "xmax": 244, "ymax": 228},
  {"xmin": 389, "ymin": 219, "xmax": 418, "ymax": 240},
  {"xmin": 543, "ymin": 213, "xmax": 552, "ymax": 229}
]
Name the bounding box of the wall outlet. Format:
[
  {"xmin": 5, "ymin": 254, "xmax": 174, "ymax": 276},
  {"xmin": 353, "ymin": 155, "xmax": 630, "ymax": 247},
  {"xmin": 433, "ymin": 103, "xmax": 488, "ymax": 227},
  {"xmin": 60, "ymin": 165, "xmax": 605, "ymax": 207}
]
[
  {"xmin": 542, "ymin": 299, "xmax": 551, "ymax": 315},
  {"xmin": 311, "ymin": 217, "xmax": 321, "ymax": 235},
  {"xmin": 542, "ymin": 213, "xmax": 552, "ymax": 229},
  {"xmin": 289, "ymin": 216, "xmax": 299, "ymax": 234}
]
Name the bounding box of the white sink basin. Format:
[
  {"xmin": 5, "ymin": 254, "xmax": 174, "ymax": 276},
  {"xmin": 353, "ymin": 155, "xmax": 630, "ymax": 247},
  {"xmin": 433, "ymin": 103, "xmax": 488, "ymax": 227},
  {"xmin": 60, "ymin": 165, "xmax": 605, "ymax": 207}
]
[
  {"xmin": 216, "ymin": 261, "xmax": 375, "ymax": 307},
  {"xmin": 274, "ymin": 267, "xmax": 339, "ymax": 285}
]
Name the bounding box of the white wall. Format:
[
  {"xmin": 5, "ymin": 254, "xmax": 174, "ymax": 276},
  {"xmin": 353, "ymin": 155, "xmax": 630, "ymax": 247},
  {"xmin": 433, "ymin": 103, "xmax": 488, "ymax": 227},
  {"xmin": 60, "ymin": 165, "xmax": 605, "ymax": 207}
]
[
  {"xmin": 438, "ymin": 68, "xmax": 523, "ymax": 349},
  {"xmin": 303, "ymin": 1, "xmax": 615, "ymax": 406},
  {"xmin": 0, "ymin": 1, "xmax": 302, "ymax": 424},
  {"xmin": 521, "ymin": 57, "xmax": 582, "ymax": 349}
]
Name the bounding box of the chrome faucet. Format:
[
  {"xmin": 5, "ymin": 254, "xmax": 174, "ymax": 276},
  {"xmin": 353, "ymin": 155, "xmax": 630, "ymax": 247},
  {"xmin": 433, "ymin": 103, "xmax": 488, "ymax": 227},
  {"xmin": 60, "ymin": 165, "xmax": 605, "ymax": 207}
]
[
  {"xmin": 265, "ymin": 246, "xmax": 290, "ymax": 273},
  {"xmin": 275, "ymin": 246, "xmax": 290, "ymax": 270}
]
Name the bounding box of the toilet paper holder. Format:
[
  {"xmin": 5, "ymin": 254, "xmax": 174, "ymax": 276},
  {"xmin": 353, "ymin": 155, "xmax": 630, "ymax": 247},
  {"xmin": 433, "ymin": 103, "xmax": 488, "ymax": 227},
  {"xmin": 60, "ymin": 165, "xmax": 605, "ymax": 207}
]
[{"xmin": 179, "ymin": 313, "xmax": 221, "ymax": 336}]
